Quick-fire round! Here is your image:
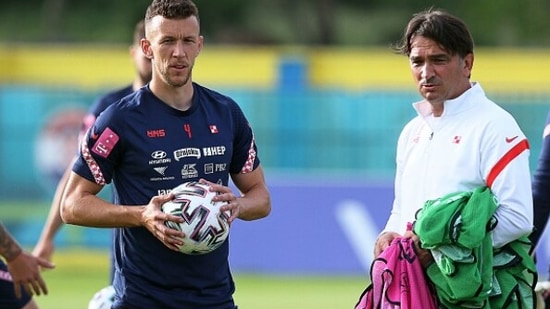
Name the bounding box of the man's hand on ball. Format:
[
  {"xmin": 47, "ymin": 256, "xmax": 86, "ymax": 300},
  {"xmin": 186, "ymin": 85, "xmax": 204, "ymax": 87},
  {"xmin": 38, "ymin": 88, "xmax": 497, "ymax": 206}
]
[
  {"xmin": 142, "ymin": 193, "xmax": 184, "ymax": 251},
  {"xmin": 200, "ymin": 179, "xmax": 240, "ymax": 224}
]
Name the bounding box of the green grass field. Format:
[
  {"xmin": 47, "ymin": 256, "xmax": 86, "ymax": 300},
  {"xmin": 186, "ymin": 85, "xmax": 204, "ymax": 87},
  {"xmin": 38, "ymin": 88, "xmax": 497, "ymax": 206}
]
[{"xmin": 33, "ymin": 249, "xmax": 368, "ymax": 309}]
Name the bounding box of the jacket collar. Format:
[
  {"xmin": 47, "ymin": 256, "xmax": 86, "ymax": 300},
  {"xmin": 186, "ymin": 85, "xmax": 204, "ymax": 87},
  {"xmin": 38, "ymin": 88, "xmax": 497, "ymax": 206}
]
[{"xmin": 413, "ymin": 82, "xmax": 485, "ymax": 118}]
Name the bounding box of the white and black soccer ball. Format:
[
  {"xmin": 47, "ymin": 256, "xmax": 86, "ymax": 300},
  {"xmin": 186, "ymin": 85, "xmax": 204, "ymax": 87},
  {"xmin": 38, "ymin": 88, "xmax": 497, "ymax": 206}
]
[
  {"xmin": 88, "ymin": 285, "xmax": 115, "ymax": 309},
  {"xmin": 162, "ymin": 181, "xmax": 231, "ymax": 255}
]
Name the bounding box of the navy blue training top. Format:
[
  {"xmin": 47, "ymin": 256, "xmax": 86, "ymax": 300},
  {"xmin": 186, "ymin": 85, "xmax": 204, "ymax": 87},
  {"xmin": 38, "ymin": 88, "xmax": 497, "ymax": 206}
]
[
  {"xmin": 531, "ymin": 111, "xmax": 550, "ymax": 246},
  {"xmin": 84, "ymin": 84, "xmax": 134, "ymax": 284},
  {"xmin": 81, "ymin": 85, "xmax": 134, "ymax": 136},
  {"xmin": 73, "ymin": 83, "xmax": 260, "ymax": 309}
]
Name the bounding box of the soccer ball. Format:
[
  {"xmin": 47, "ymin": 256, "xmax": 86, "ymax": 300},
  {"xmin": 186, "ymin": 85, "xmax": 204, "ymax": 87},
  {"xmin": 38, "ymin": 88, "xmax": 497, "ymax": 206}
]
[
  {"xmin": 162, "ymin": 181, "xmax": 231, "ymax": 255},
  {"xmin": 88, "ymin": 285, "xmax": 115, "ymax": 309}
]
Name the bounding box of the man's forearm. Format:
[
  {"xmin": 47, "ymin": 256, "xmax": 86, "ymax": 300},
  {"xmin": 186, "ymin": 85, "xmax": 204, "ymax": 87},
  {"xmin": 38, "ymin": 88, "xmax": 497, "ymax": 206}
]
[{"xmin": 0, "ymin": 223, "xmax": 23, "ymax": 262}]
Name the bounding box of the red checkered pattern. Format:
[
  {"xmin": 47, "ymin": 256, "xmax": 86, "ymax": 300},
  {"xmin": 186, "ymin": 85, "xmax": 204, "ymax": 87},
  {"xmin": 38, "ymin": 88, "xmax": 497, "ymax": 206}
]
[
  {"xmin": 81, "ymin": 137, "xmax": 106, "ymax": 185},
  {"xmin": 240, "ymin": 135, "xmax": 257, "ymax": 173}
]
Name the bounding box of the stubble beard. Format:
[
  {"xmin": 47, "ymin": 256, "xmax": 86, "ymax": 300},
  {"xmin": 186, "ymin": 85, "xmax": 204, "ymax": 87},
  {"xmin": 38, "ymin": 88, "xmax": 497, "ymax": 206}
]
[
  {"xmin": 164, "ymin": 70, "xmax": 191, "ymax": 88},
  {"xmin": 157, "ymin": 60, "xmax": 192, "ymax": 88}
]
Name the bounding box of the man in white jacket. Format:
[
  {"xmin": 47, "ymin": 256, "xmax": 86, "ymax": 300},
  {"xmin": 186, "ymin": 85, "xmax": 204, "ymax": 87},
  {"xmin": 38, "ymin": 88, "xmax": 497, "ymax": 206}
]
[{"xmin": 374, "ymin": 8, "xmax": 533, "ymax": 270}]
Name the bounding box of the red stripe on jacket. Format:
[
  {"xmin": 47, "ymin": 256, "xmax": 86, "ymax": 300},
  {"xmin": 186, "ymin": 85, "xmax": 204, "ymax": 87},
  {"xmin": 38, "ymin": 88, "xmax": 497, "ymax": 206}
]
[{"xmin": 487, "ymin": 139, "xmax": 529, "ymax": 188}]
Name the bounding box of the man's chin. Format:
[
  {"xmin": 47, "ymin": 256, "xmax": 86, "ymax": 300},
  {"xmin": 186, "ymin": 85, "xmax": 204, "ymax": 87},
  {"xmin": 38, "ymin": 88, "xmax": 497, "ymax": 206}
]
[
  {"xmin": 167, "ymin": 77, "xmax": 190, "ymax": 88},
  {"xmin": 422, "ymin": 92, "xmax": 441, "ymax": 102}
]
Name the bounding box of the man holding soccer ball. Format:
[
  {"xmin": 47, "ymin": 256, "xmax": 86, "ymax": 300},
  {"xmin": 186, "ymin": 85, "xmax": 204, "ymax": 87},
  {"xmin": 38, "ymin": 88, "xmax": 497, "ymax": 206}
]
[
  {"xmin": 60, "ymin": 0, "xmax": 271, "ymax": 308},
  {"xmin": 372, "ymin": 8, "xmax": 535, "ymax": 308}
]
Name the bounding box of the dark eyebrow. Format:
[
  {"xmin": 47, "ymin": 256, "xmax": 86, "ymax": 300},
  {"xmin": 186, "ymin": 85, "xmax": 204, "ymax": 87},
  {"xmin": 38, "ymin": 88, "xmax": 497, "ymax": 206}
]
[
  {"xmin": 410, "ymin": 53, "xmax": 450, "ymax": 61},
  {"xmin": 429, "ymin": 52, "xmax": 450, "ymax": 58}
]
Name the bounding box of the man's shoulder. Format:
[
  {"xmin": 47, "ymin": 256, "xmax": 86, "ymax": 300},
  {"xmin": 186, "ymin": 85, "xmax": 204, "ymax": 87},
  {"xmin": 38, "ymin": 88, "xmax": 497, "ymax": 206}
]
[
  {"xmin": 90, "ymin": 85, "xmax": 134, "ymax": 116},
  {"xmin": 194, "ymin": 82, "xmax": 236, "ymax": 106},
  {"xmin": 101, "ymin": 85, "xmax": 134, "ymax": 101}
]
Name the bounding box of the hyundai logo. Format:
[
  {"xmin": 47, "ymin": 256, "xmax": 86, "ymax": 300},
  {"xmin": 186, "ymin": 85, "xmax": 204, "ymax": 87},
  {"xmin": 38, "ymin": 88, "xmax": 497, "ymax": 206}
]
[{"xmin": 151, "ymin": 150, "xmax": 167, "ymax": 159}]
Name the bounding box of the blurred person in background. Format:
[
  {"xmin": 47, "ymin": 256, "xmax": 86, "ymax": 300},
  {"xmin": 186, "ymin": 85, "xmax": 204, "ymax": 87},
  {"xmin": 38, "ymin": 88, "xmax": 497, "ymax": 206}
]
[
  {"xmin": 529, "ymin": 111, "xmax": 550, "ymax": 308},
  {"xmin": 33, "ymin": 18, "xmax": 152, "ymax": 283},
  {"xmin": 34, "ymin": 107, "xmax": 86, "ymax": 193},
  {"xmin": 59, "ymin": 0, "xmax": 270, "ymax": 308},
  {"xmin": 372, "ymin": 8, "xmax": 535, "ymax": 308},
  {"xmin": 1, "ymin": 222, "xmax": 54, "ymax": 309}
]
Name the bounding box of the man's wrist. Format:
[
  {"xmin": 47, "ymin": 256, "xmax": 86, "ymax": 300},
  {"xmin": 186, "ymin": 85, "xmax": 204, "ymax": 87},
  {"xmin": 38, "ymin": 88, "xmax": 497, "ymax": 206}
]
[{"xmin": 5, "ymin": 247, "xmax": 23, "ymax": 262}]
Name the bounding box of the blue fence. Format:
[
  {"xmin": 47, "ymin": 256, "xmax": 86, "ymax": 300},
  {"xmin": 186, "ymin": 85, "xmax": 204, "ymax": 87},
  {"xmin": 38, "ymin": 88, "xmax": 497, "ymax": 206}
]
[
  {"xmin": 0, "ymin": 85, "xmax": 547, "ymax": 200},
  {"xmin": 1, "ymin": 83, "xmax": 549, "ymax": 275},
  {"xmin": 2, "ymin": 48, "xmax": 550, "ymax": 276}
]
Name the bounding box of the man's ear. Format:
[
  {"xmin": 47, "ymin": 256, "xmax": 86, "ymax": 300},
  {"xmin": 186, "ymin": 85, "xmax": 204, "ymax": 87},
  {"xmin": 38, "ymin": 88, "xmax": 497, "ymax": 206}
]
[
  {"xmin": 141, "ymin": 39, "xmax": 153, "ymax": 60},
  {"xmin": 464, "ymin": 53, "xmax": 474, "ymax": 78}
]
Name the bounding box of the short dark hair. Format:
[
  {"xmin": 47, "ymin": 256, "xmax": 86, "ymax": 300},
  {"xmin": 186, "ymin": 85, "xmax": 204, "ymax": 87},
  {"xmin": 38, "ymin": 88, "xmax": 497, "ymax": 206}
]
[
  {"xmin": 144, "ymin": 0, "xmax": 200, "ymax": 24},
  {"xmin": 394, "ymin": 8, "xmax": 474, "ymax": 58}
]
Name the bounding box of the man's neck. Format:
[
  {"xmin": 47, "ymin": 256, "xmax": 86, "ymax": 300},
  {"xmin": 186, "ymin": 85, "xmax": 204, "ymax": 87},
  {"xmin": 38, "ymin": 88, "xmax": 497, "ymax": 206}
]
[{"xmin": 150, "ymin": 79, "xmax": 194, "ymax": 111}]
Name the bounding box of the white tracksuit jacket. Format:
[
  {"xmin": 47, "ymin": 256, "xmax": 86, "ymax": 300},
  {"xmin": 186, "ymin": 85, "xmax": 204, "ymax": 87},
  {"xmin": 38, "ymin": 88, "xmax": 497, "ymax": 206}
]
[{"xmin": 383, "ymin": 83, "xmax": 533, "ymax": 248}]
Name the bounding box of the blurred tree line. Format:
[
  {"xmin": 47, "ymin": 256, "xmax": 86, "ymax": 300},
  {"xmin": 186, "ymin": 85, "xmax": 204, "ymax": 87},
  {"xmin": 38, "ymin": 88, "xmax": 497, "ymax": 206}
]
[{"xmin": 4, "ymin": 0, "xmax": 550, "ymax": 46}]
